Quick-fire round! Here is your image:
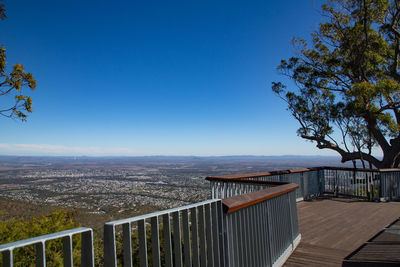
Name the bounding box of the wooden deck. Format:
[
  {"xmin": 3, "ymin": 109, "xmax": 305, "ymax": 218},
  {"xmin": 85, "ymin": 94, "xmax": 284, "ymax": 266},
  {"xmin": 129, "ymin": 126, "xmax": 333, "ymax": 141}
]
[{"xmin": 285, "ymin": 197, "xmax": 400, "ymax": 266}]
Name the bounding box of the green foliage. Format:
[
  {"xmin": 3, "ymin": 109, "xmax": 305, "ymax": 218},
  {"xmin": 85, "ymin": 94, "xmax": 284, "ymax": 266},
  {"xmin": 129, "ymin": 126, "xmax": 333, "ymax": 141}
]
[
  {"xmin": 0, "ymin": 211, "xmax": 80, "ymax": 266},
  {"xmin": 273, "ymin": 0, "xmax": 400, "ymax": 168},
  {"xmin": 114, "ymin": 224, "xmax": 167, "ymax": 267},
  {"xmin": 0, "ymin": 1, "xmax": 36, "ymax": 121}
]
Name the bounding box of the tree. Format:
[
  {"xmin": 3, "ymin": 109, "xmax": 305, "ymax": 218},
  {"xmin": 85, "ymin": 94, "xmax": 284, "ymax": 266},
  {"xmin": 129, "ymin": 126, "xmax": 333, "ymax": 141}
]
[
  {"xmin": 0, "ymin": 2, "xmax": 36, "ymax": 121},
  {"xmin": 0, "ymin": 211, "xmax": 80, "ymax": 265},
  {"xmin": 272, "ymin": 0, "xmax": 400, "ymax": 169}
]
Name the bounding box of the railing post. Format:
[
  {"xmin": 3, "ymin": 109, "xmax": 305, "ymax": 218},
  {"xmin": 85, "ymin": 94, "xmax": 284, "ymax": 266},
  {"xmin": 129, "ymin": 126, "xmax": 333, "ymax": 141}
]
[
  {"xmin": 300, "ymin": 172, "xmax": 305, "ymax": 199},
  {"xmin": 81, "ymin": 230, "xmax": 94, "ymax": 267},
  {"xmin": 172, "ymin": 212, "xmax": 183, "ymax": 267},
  {"xmin": 198, "ymin": 205, "xmax": 207, "ymax": 267},
  {"xmin": 216, "ymin": 201, "xmax": 225, "ymax": 267},
  {"xmin": 365, "ymin": 173, "xmax": 372, "ymax": 201},
  {"xmin": 151, "ymin": 216, "xmax": 161, "ymax": 267},
  {"xmin": 182, "ymin": 210, "xmax": 192, "ymax": 267},
  {"xmin": 287, "ymin": 192, "xmax": 294, "ymax": 249},
  {"xmin": 36, "ymin": 242, "xmax": 45, "ymax": 267},
  {"xmin": 205, "ymin": 204, "xmax": 214, "ymax": 267},
  {"xmin": 62, "ymin": 235, "xmax": 73, "ymax": 267},
  {"xmin": 122, "ymin": 223, "xmax": 133, "ymax": 267},
  {"xmin": 104, "ymin": 224, "xmax": 117, "ymax": 267},
  {"xmin": 138, "ymin": 219, "xmax": 148, "ymax": 267},
  {"xmin": 318, "ymin": 168, "xmax": 325, "ymax": 195},
  {"xmin": 163, "ymin": 213, "xmax": 174, "ymax": 267},
  {"xmin": 379, "ymin": 172, "xmax": 382, "ymax": 200},
  {"xmin": 266, "ymin": 201, "xmax": 274, "ymax": 266},
  {"xmin": 2, "ymin": 250, "xmax": 12, "ymax": 267}
]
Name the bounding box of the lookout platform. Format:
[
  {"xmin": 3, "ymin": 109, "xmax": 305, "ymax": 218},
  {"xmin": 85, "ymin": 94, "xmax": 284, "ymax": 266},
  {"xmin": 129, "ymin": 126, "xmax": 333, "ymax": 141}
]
[{"xmin": 285, "ymin": 197, "xmax": 400, "ymax": 266}]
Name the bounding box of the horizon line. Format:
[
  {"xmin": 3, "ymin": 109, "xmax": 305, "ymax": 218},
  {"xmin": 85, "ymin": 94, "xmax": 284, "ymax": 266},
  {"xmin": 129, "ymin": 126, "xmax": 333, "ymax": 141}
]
[{"xmin": 0, "ymin": 154, "xmax": 345, "ymax": 158}]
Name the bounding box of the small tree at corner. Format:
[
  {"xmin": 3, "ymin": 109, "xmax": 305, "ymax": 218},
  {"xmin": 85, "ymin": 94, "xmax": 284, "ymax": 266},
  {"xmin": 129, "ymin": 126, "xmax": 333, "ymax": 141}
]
[
  {"xmin": 0, "ymin": 2, "xmax": 36, "ymax": 121},
  {"xmin": 273, "ymin": 0, "xmax": 400, "ymax": 169}
]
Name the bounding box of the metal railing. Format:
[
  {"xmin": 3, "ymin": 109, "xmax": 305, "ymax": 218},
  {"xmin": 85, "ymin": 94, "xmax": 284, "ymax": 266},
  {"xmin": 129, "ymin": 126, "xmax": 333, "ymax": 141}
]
[
  {"xmin": 380, "ymin": 169, "xmax": 400, "ymax": 201},
  {"xmin": 207, "ymin": 169, "xmax": 322, "ymax": 201},
  {"xmin": 322, "ymin": 168, "xmax": 381, "ymax": 200},
  {"xmin": 104, "ymin": 183, "xmax": 300, "ymax": 267},
  {"xmin": 244, "ymin": 170, "xmax": 321, "ymax": 200},
  {"xmin": 0, "ymin": 227, "xmax": 94, "ymax": 267},
  {"xmin": 207, "ymin": 167, "xmax": 400, "ymax": 202},
  {"xmin": 222, "ymin": 184, "xmax": 300, "ymax": 267},
  {"xmin": 104, "ymin": 199, "xmax": 224, "ymax": 267},
  {"xmin": 210, "ymin": 179, "xmax": 277, "ymax": 199},
  {"xmin": 7, "ymin": 166, "xmax": 400, "ymax": 266}
]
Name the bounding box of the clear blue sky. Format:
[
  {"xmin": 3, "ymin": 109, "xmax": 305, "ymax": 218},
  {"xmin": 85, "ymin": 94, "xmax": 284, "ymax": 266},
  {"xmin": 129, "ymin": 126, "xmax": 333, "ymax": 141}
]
[{"xmin": 0, "ymin": 0, "xmax": 335, "ymax": 156}]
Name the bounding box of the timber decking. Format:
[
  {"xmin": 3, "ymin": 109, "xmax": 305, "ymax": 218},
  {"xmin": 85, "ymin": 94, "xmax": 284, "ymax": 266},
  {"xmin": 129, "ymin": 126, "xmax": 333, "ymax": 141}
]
[{"xmin": 285, "ymin": 197, "xmax": 400, "ymax": 267}]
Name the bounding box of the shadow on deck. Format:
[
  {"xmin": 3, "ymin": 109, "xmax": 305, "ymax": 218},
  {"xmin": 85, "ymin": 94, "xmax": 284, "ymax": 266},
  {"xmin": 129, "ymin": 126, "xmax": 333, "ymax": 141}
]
[{"xmin": 285, "ymin": 197, "xmax": 400, "ymax": 266}]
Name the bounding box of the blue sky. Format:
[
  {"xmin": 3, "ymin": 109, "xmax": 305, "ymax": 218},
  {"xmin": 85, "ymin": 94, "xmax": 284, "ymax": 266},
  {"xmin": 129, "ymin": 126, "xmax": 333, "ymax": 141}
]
[{"xmin": 0, "ymin": 0, "xmax": 336, "ymax": 156}]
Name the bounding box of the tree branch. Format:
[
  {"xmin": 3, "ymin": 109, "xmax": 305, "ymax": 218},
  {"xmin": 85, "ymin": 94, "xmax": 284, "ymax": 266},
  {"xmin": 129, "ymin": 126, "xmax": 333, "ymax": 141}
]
[{"xmin": 301, "ymin": 134, "xmax": 383, "ymax": 168}]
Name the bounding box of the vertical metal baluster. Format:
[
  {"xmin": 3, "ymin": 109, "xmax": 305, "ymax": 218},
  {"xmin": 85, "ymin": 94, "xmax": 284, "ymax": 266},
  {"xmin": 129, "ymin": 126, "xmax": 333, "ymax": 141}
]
[
  {"xmin": 239, "ymin": 206, "xmax": 245, "ymax": 267},
  {"xmin": 255, "ymin": 204, "xmax": 263, "ymax": 266},
  {"xmin": 356, "ymin": 172, "xmax": 359, "ymax": 196},
  {"xmin": 123, "ymin": 223, "xmax": 133, "ymax": 267},
  {"xmin": 81, "ymin": 230, "xmax": 94, "ymax": 267},
  {"xmin": 191, "ymin": 207, "xmax": 200, "ymax": 267},
  {"xmin": 182, "ymin": 210, "xmax": 192, "ymax": 267},
  {"xmin": 244, "ymin": 208, "xmax": 251, "ymax": 267},
  {"xmin": 151, "ymin": 216, "xmax": 161, "ymax": 267},
  {"xmin": 253, "ymin": 204, "xmax": 261, "ymax": 267},
  {"xmin": 347, "ymin": 171, "xmax": 349, "ymax": 195},
  {"xmin": 138, "ymin": 219, "xmax": 148, "ymax": 267},
  {"xmin": 104, "ymin": 224, "xmax": 117, "ymax": 267},
  {"xmin": 198, "ymin": 205, "xmax": 207, "ymax": 267},
  {"xmin": 249, "ymin": 206, "xmax": 256, "ymax": 267},
  {"xmin": 365, "ymin": 173, "xmax": 367, "ymax": 197},
  {"xmin": 287, "ymin": 193, "xmax": 294, "ymax": 250},
  {"xmin": 172, "ymin": 211, "xmax": 183, "ymax": 267},
  {"xmin": 225, "ymin": 214, "xmax": 233, "ymax": 267},
  {"xmin": 259, "ymin": 202, "xmax": 267, "ymax": 267},
  {"xmin": 205, "ymin": 204, "xmax": 214, "ymax": 267},
  {"xmin": 234, "ymin": 211, "xmax": 240, "ymax": 267},
  {"xmin": 36, "ymin": 242, "xmax": 45, "ymax": 267},
  {"xmin": 266, "ymin": 200, "xmax": 274, "ymax": 265},
  {"xmin": 251, "ymin": 205, "xmax": 258, "ymax": 267},
  {"xmin": 217, "ymin": 201, "xmax": 225, "ymax": 267},
  {"xmin": 163, "ymin": 214, "xmax": 173, "ymax": 267},
  {"xmin": 211, "ymin": 202, "xmax": 220, "ymax": 267},
  {"xmin": 2, "ymin": 250, "xmax": 12, "ymax": 267},
  {"xmin": 62, "ymin": 235, "xmax": 73, "ymax": 267}
]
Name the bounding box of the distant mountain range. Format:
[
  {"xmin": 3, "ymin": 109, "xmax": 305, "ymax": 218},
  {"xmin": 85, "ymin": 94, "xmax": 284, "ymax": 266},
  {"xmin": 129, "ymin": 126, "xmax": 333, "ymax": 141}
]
[{"xmin": 0, "ymin": 154, "xmax": 355, "ymax": 169}]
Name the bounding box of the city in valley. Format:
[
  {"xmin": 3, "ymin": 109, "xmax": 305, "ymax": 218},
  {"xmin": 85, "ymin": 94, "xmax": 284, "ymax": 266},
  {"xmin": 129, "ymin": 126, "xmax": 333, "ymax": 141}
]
[{"xmin": 0, "ymin": 155, "xmax": 346, "ymax": 227}]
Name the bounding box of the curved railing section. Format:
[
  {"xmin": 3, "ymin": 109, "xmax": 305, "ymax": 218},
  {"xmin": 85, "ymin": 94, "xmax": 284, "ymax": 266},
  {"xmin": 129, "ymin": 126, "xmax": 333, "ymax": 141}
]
[
  {"xmin": 103, "ymin": 182, "xmax": 301, "ymax": 267},
  {"xmin": 207, "ymin": 166, "xmax": 400, "ymax": 201},
  {"xmin": 222, "ymin": 183, "xmax": 300, "ymax": 267},
  {"xmin": 207, "ymin": 168, "xmax": 321, "ymax": 201}
]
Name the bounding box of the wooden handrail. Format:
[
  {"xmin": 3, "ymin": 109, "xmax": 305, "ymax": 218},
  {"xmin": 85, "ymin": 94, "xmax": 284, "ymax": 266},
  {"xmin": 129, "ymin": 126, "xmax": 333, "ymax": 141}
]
[
  {"xmin": 206, "ymin": 169, "xmax": 308, "ymax": 181},
  {"xmin": 206, "ymin": 166, "xmax": 383, "ymax": 182},
  {"xmin": 222, "ymin": 183, "xmax": 299, "ymax": 214},
  {"xmin": 207, "ymin": 178, "xmax": 287, "ymax": 186}
]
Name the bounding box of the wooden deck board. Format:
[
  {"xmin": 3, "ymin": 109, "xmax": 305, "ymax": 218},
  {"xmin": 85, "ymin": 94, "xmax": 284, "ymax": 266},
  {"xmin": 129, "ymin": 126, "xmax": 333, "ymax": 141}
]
[{"xmin": 285, "ymin": 197, "xmax": 400, "ymax": 267}]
